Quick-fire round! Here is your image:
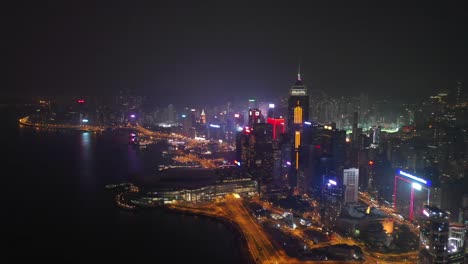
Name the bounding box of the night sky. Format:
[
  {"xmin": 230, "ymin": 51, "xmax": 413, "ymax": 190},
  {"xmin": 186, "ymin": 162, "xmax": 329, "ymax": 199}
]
[{"xmin": 4, "ymin": 2, "xmax": 468, "ymax": 105}]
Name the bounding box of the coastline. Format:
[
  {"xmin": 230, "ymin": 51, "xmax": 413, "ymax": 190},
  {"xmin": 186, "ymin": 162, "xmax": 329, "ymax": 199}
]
[
  {"xmin": 21, "ymin": 116, "xmax": 256, "ymax": 263},
  {"xmin": 18, "ymin": 116, "xmax": 105, "ymax": 132},
  {"xmin": 161, "ymin": 205, "xmax": 256, "ymax": 264}
]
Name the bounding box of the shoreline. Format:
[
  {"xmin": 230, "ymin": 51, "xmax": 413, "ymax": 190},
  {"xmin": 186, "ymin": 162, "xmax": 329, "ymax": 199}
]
[
  {"xmin": 161, "ymin": 205, "xmax": 256, "ymax": 264},
  {"xmin": 109, "ymin": 187, "xmax": 255, "ymax": 263},
  {"xmin": 23, "ymin": 117, "xmax": 257, "ymax": 262},
  {"xmin": 18, "ymin": 117, "xmax": 105, "ymax": 132}
]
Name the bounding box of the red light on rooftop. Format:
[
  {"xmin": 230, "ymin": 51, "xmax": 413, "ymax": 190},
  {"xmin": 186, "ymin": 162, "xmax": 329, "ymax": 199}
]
[
  {"xmin": 369, "ymin": 160, "xmax": 374, "ymax": 165},
  {"xmin": 77, "ymin": 100, "xmax": 85, "ymax": 103},
  {"xmin": 315, "ymin": 145, "xmax": 321, "ymax": 149}
]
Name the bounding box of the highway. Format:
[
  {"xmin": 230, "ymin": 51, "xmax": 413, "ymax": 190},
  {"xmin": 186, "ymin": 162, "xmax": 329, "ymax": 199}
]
[
  {"xmin": 169, "ymin": 195, "xmax": 284, "ymax": 263},
  {"xmin": 222, "ymin": 194, "xmax": 284, "ymax": 263},
  {"xmin": 168, "ymin": 195, "xmax": 413, "ymax": 264},
  {"xmin": 358, "ymin": 192, "xmax": 421, "ymax": 234}
]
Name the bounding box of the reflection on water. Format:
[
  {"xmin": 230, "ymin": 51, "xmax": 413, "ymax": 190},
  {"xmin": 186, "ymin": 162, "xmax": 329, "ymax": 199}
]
[
  {"xmin": 3, "ymin": 113, "xmax": 248, "ymax": 264},
  {"xmin": 80, "ymin": 132, "xmax": 93, "ymax": 167},
  {"xmin": 79, "ymin": 131, "xmax": 95, "ymax": 191}
]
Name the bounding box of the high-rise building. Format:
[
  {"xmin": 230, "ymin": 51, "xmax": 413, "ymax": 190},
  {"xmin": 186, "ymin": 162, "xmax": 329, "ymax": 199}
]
[
  {"xmin": 235, "ymin": 128, "xmax": 253, "ymax": 168},
  {"xmin": 352, "ymin": 111, "xmax": 358, "ymax": 143},
  {"xmin": 166, "ymin": 104, "xmax": 176, "ymax": 124},
  {"xmin": 200, "ymin": 109, "xmax": 206, "ymax": 124},
  {"xmin": 455, "ymin": 81, "xmax": 463, "ymax": 106},
  {"xmin": 248, "ymin": 108, "xmax": 262, "ymax": 128},
  {"xmin": 267, "ymin": 118, "xmax": 285, "ymax": 140},
  {"xmin": 252, "ymin": 123, "xmax": 274, "ymax": 196},
  {"xmin": 460, "ymin": 194, "xmax": 468, "ymax": 225},
  {"xmin": 298, "ymin": 123, "xmax": 346, "ymax": 190},
  {"xmin": 343, "ymin": 168, "xmax": 359, "ymax": 204},
  {"xmin": 233, "ymin": 113, "xmax": 244, "ymax": 128},
  {"xmin": 297, "ymin": 143, "xmax": 322, "ymax": 194},
  {"xmin": 248, "ymin": 98, "xmax": 257, "ymax": 109},
  {"xmin": 180, "ymin": 110, "xmax": 192, "ymax": 137},
  {"xmin": 448, "ymin": 224, "xmax": 466, "ymax": 258},
  {"xmin": 252, "ymin": 123, "xmax": 273, "ymax": 144},
  {"xmin": 267, "ymin": 103, "xmax": 276, "ymax": 118},
  {"xmin": 207, "ymin": 123, "xmax": 223, "ymax": 140},
  {"xmin": 419, "ymin": 205, "xmax": 465, "ymax": 264},
  {"xmin": 287, "ymin": 69, "xmax": 309, "ymax": 132},
  {"xmin": 287, "ymin": 67, "xmax": 309, "ymax": 191},
  {"xmin": 371, "ymin": 125, "xmax": 381, "ymax": 146}
]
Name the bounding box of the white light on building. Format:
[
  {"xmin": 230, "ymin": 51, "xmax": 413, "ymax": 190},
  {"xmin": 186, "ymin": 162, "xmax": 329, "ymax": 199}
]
[{"xmin": 343, "ymin": 168, "xmax": 359, "ymax": 204}]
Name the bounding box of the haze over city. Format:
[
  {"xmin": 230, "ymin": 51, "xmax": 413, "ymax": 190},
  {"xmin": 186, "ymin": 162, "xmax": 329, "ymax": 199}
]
[
  {"xmin": 3, "ymin": 2, "xmax": 467, "ymax": 106},
  {"xmin": 3, "ymin": 2, "xmax": 468, "ymax": 264}
]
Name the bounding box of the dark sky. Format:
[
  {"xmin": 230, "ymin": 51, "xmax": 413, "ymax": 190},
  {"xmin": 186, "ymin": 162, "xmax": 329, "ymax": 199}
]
[{"xmin": 4, "ymin": 1, "xmax": 468, "ymax": 105}]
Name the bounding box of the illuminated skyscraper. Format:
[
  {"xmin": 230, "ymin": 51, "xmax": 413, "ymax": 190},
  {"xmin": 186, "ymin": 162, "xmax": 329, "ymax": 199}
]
[
  {"xmin": 343, "ymin": 168, "xmax": 359, "ymax": 204},
  {"xmin": 419, "ymin": 205, "xmax": 465, "ymax": 264},
  {"xmin": 248, "ymin": 108, "xmax": 262, "ymax": 128},
  {"xmin": 267, "ymin": 118, "xmax": 285, "ymax": 140},
  {"xmin": 287, "ymin": 68, "xmax": 309, "ymax": 132},
  {"xmin": 200, "ymin": 109, "xmax": 206, "ymax": 124},
  {"xmin": 287, "ymin": 66, "xmax": 309, "ymax": 191}
]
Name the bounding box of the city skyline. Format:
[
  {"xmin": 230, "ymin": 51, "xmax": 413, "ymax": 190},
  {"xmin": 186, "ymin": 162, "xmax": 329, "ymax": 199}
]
[
  {"xmin": 4, "ymin": 2, "xmax": 467, "ymax": 106},
  {"xmin": 4, "ymin": 3, "xmax": 468, "ymax": 261}
]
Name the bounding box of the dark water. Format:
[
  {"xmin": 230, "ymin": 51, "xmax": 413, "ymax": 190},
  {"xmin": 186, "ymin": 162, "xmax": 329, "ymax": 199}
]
[{"xmin": 2, "ymin": 107, "xmax": 247, "ymax": 263}]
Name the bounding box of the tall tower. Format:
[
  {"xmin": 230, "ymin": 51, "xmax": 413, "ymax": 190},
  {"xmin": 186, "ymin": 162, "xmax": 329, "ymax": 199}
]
[
  {"xmin": 288, "ymin": 66, "xmax": 309, "ymax": 191},
  {"xmin": 288, "ymin": 66, "xmax": 309, "ymax": 131},
  {"xmin": 200, "ymin": 109, "xmax": 206, "ymax": 124}
]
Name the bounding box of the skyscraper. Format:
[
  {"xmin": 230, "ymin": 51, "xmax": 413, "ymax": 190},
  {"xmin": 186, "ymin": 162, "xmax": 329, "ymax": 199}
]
[
  {"xmin": 267, "ymin": 117, "xmax": 285, "ymax": 140},
  {"xmin": 419, "ymin": 205, "xmax": 465, "ymax": 264},
  {"xmin": 200, "ymin": 109, "xmax": 206, "ymax": 124},
  {"xmin": 287, "ymin": 67, "xmax": 309, "ymax": 191},
  {"xmin": 267, "ymin": 103, "xmax": 275, "ymax": 118},
  {"xmin": 287, "ymin": 68, "xmax": 309, "ymax": 132},
  {"xmin": 248, "ymin": 108, "xmax": 262, "ymax": 128},
  {"xmin": 343, "ymin": 168, "xmax": 359, "ymax": 204}
]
